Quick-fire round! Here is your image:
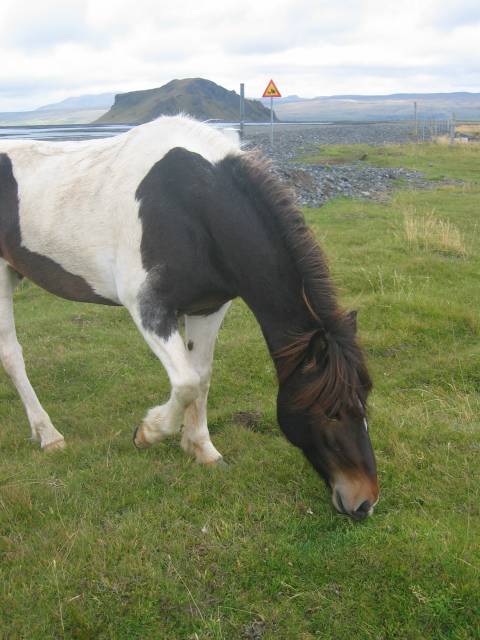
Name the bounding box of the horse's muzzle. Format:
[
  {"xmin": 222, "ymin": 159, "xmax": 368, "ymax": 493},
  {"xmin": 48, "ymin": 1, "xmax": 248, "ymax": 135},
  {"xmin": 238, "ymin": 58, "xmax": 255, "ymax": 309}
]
[
  {"xmin": 334, "ymin": 491, "xmax": 374, "ymax": 520},
  {"xmin": 331, "ymin": 474, "xmax": 379, "ymax": 520}
]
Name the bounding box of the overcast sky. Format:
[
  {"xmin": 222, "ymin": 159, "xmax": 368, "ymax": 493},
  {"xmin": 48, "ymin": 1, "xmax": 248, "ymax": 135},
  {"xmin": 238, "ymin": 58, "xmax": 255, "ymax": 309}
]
[{"xmin": 1, "ymin": 0, "xmax": 479, "ymax": 111}]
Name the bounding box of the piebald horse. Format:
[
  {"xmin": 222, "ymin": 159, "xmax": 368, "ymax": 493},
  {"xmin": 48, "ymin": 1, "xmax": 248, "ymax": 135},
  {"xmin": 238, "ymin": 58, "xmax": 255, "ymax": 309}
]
[{"xmin": 0, "ymin": 116, "xmax": 378, "ymax": 519}]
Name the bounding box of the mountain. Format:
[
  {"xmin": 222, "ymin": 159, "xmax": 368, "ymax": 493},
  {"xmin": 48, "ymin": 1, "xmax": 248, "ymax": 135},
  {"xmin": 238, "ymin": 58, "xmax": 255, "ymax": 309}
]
[
  {"xmin": 96, "ymin": 78, "xmax": 274, "ymax": 124},
  {"xmin": 0, "ymin": 108, "xmax": 109, "ymax": 126},
  {"xmin": 264, "ymin": 94, "xmax": 304, "ymax": 104},
  {"xmin": 36, "ymin": 93, "xmax": 115, "ymax": 112},
  {"xmin": 269, "ymin": 92, "xmax": 480, "ymax": 122},
  {"xmin": 0, "ymin": 92, "xmax": 115, "ymax": 126}
]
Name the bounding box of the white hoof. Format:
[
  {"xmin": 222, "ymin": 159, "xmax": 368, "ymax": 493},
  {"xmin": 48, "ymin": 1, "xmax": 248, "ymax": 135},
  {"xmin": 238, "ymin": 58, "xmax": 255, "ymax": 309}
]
[
  {"xmin": 181, "ymin": 435, "xmax": 224, "ymax": 465},
  {"xmin": 133, "ymin": 425, "xmax": 154, "ymax": 449},
  {"xmin": 208, "ymin": 456, "xmax": 228, "ymax": 468},
  {"xmin": 42, "ymin": 438, "xmax": 66, "ymax": 452}
]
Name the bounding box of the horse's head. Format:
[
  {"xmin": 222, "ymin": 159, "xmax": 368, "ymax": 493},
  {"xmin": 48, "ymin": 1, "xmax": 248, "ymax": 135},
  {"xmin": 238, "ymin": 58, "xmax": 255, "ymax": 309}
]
[{"xmin": 275, "ymin": 311, "xmax": 379, "ymax": 520}]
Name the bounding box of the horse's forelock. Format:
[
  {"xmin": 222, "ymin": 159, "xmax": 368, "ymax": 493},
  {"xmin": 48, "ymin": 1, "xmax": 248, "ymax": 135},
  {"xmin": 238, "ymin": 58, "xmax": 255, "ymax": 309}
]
[{"xmin": 275, "ymin": 317, "xmax": 372, "ymax": 418}]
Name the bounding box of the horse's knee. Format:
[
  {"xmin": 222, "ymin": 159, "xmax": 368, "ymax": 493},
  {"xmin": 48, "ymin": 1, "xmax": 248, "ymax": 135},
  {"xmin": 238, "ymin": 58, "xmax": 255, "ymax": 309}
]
[
  {"xmin": 0, "ymin": 341, "xmax": 23, "ymax": 376},
  {"xmin": 174, "ymin": 373, "xmax": 201, "ymax": 405},
  {"xmin": 197, "ymin": 364, "xmax": 212, "ymax": 388}
]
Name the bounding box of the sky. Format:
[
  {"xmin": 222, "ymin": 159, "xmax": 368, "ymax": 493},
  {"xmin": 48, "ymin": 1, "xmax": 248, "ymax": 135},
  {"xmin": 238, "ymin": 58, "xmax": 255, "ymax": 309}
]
[{"xmin": 1, "ymin": 0, "xmax": 479, "ymax": 112}]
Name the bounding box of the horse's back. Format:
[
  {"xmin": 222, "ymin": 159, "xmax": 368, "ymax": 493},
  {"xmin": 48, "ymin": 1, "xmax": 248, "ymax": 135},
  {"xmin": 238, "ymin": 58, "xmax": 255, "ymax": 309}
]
[{"xmin": 0, "ymin": 117, "xmax": 241, "ymax": 306}]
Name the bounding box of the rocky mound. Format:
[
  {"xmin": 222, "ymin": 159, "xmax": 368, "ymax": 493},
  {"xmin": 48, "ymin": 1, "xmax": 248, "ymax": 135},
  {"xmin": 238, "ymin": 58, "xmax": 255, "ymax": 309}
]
[{"xmin": 96, "ymin": 78, "xmax": 273, "ymax": 124}]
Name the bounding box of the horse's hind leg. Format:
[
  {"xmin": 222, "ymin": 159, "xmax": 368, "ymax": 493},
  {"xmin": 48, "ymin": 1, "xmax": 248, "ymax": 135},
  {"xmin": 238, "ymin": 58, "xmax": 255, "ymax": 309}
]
[
  {"xmin": 0, "ymin": 260, "xmax": 65, "ymax": 450},
  {"xmin": 181, "ymin": 303, "xmax": 230, "ymax": 464}
]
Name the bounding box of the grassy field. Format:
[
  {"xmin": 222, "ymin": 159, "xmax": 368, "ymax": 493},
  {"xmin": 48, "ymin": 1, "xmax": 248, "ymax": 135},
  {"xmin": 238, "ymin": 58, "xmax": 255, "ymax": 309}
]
[{"xmin": 1, "ymin": 144, "xmax": 479, "ymax": 639}]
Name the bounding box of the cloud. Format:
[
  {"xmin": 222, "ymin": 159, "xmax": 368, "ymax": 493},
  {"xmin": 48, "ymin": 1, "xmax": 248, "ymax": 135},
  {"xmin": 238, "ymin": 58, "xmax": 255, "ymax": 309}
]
[
  {"xmin": 1, "ymin": 1, "xmax": 94, "ymax": 50},
  {"xmin": 426, "ymin": 0, "xmax": 480, "ymax": 30},
  {"xmin": 0, "ymin": 0, "xmax": 479, "ymax": 111}
]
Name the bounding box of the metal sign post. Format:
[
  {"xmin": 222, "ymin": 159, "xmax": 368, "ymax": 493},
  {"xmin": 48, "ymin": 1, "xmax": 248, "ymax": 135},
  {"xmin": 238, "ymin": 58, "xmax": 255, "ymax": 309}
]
[
  {"xmin": 239, "ymin": 83, "xmax": 245, "ymax": 140},
  {"xmin": 262, "ymin": 79, "xmax": 282, "ymax": 148},
  {"xmin": 270, "ymin": 96, "xmax": 273, "ymax": 145}
]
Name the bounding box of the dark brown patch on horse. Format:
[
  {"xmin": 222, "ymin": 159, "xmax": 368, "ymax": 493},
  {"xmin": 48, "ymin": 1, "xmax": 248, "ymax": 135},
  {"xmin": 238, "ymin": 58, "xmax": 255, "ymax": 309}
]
[
  {"xmin": 135, "ymin": 148, "xmax": 235, "ymax": 338},
  {"xmin": 180, "ymin": 294, "xmax": 229, "ymax": 316},
  {"xmin": 187, "ymin": 340, "xmax": 194, "ymax": 351},
  {"xmin": 224, "ymin": 151, "xmax": 340, "ymax": 322},
  {"xmin": 0, "ymin": 153, "xmax": 117, "ymax": 305},
  {"xmin": 224, "ymin": 151, "xmax": 372, "ymax": 418}
]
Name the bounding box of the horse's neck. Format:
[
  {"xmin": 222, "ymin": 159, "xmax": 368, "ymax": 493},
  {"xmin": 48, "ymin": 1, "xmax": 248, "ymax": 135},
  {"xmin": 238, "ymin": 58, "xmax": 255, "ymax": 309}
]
[
  {"xmin": 229, "ymin": 240, "xmax": 331, "ymax": 356},
  {"xmin": 241, "ymin": 275, "xmax": 315, "ymax": 355}
]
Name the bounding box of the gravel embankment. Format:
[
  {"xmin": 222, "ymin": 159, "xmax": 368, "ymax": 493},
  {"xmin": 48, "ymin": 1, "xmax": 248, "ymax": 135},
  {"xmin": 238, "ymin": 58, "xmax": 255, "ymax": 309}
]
[{"xmin": 241, "ymin": 122, "xmax": 437, "ymax": 207}]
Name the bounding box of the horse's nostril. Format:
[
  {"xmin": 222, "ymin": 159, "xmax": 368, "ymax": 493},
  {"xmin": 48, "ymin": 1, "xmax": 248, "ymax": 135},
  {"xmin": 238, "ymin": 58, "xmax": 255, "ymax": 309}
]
[
  {"xmin": 335, "ymin": 491, "xmax": 346, "ymax": 514},
  {"xmin": 355, "ymin": 499, "xmax": 371, "ymax": 514}
]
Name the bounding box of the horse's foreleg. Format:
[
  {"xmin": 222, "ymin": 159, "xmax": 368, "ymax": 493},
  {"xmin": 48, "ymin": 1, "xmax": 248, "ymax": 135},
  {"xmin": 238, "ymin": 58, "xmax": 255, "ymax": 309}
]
[
  {"xmin": 129, "ymin": 306, "xmax": 201, "ymax": 448},
  {"xmin": 181, "ymin": 303, "xmax": 230, "ymax": 464},
  {"xmin": 0, "ymin": 260, "xmax": 65, "ymax": 450}
]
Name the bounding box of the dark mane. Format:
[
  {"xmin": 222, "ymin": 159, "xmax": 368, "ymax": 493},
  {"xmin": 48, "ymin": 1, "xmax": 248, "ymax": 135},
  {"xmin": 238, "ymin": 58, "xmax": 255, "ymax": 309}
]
[{"xmin": 228, "ymin": 150, "xmax": 372, "ymax": 416}]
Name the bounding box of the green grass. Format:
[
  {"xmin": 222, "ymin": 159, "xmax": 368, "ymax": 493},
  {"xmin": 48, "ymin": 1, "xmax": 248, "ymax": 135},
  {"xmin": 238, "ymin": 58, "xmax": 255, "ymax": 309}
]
[
  {"xmin": 1, "ymin": 144, "xmax": 479, "ymax": 639},
  {"xmin": 300, "ymin": 141, "xmax": 480, "ymax": 183}
]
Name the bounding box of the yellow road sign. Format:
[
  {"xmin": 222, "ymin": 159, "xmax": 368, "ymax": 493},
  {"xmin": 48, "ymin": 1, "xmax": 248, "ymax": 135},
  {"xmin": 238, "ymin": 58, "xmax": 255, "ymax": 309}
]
[{"xmin": 262, "ymin": 79, "xmax": 282, "ymax": 98}]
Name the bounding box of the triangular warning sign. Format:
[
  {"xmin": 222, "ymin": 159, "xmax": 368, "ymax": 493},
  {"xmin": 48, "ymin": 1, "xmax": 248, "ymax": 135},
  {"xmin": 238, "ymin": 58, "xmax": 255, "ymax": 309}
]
[{"xmin": 262, "ymin": 79, "xmax": 282, "ymax": 98}]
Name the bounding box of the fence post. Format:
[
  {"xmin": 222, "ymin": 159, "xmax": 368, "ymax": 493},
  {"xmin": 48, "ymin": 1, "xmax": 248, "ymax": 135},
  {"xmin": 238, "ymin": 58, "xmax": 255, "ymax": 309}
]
[
  {"xmin": 450, "ymin": 112, "xmax": 456, "ymax": 144},
  {"xmin": 239, "ymin": 83, "xmax": 245, "ymax": 140},
  {"xmin": 414, "ymin": 101, "xmax": 418, "ymax": 142}
]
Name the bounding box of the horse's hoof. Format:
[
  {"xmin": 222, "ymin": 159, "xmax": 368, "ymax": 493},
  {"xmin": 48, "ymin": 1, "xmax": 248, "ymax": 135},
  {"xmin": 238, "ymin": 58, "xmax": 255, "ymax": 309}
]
[
  {"xmin": 133, "ymin": 426, "xmax": 150, "ymax": 449},
  {"xmin": 210, "ymin": 457, "xmax": 228, "ymax": 468},
  {"xmin": 43, "ymin": 438, "xmax": 66, "ymax": 452}
]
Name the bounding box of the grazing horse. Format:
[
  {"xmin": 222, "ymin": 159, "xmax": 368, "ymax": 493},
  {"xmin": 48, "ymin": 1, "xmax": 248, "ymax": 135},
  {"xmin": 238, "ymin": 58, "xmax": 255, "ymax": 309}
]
[{"xmin": 0, "ymin": 116, "xmax": 378, "ymax": 519}]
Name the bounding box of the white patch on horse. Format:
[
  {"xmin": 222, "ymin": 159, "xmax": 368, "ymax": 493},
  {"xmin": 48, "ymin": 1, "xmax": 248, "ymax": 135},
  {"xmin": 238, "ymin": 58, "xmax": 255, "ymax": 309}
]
[{"xmin": 181, "ymin": 303, "xmax": 231, "ymax": 464}]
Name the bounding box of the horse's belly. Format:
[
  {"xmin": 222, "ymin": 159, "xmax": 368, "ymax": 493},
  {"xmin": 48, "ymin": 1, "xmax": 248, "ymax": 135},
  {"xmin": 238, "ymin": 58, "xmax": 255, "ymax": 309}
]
[
  {"xmin": 8, "ymin": 247, "xmax": 120, "ymax": 306},
  {"xmin": 19, "ymin": 185, "xmax": 143, "ymax": 304}
]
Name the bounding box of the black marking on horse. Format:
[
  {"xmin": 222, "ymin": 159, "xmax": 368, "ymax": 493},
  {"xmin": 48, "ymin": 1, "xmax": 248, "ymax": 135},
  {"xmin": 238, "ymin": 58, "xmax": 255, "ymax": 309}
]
[
  {"xmin": 135, "ymin": 146, "xmax": 320, "ymax": 344},
  {"xmin": 135, "ymin": 147, "xmax": 235, "ymax": 338},
  {"xmin": 0, "ymin": 153, "xmax": 117, "ymax": 305},
  {"xmin": 187, "ymin": 340, "xmax": 194, "ymax": 351}
]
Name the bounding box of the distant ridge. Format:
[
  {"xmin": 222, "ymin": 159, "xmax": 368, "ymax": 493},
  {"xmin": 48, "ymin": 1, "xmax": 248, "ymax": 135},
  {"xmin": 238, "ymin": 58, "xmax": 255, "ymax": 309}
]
[
  {"xmin": 37, "ymin": 93, "xmax": 115, "ymax": 112},
  {"xmin": 96, "ymin": 78, "xmax": 275, "ymax": 124},
  {"xmin": 319, "ymin": 91, "xmax": 480, "ymax": 100},
  {"xmin": 0, "ymin": 92, "xmax": 115, "ymax": 125},
  {"xmin": 268, "ymin": 91, "xmax": 480, "ymax": 122}
]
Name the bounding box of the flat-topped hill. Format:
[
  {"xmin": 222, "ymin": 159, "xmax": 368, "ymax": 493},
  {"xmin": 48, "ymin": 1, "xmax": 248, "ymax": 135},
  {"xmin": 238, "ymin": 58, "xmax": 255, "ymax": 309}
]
[{"xmin": 96, "ymin": 78, "xmax": 274, "ymax": 124}]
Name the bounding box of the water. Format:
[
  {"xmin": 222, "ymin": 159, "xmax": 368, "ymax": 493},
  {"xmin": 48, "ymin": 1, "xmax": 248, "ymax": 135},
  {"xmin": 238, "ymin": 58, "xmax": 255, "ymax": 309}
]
[
  {"xmin": 0, "ymin": 124, "xmax": 132, "ymax": 142},
  {"xmin": 0, "ymin": 121, "xmax": 332, "ymax": 142}
]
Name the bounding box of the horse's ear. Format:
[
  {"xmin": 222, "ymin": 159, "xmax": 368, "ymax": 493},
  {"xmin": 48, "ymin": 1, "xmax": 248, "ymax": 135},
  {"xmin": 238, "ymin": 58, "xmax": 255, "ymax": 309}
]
[
  {"xmin": 302, "ymin": 329, "xmax": 327, "ymax": 373},
  {"xmin": 346, "ymin": 310, "xmax": 358, "ymax": 334},
  {"xmin": 310, "ymin": 330, "xmax": 327, "ymax": 355}
]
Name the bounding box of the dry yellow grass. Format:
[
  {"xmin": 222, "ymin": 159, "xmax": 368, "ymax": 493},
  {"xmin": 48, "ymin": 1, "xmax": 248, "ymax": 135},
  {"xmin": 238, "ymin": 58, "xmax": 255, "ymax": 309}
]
[
  {"xmin": 456, "ymin": 123, "xmax": 480, "ymax": 139},
  {"xmin": 434, "ymin": 134, "xmax": 470, "ymax": 145},
  {"xmin": 404, "ymin": 206, "xmax": 468, "ymax": 257},
  {"xmin": 433, "ymin": 134, "xmax": 450, "ymax": 145}
]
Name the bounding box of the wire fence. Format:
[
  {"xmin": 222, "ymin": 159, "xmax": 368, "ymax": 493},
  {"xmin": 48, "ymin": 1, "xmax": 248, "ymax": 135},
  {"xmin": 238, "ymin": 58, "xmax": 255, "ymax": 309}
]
[{"xmin": 415, "ymin": 117, "xmax": 457, "ymax": 142}]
